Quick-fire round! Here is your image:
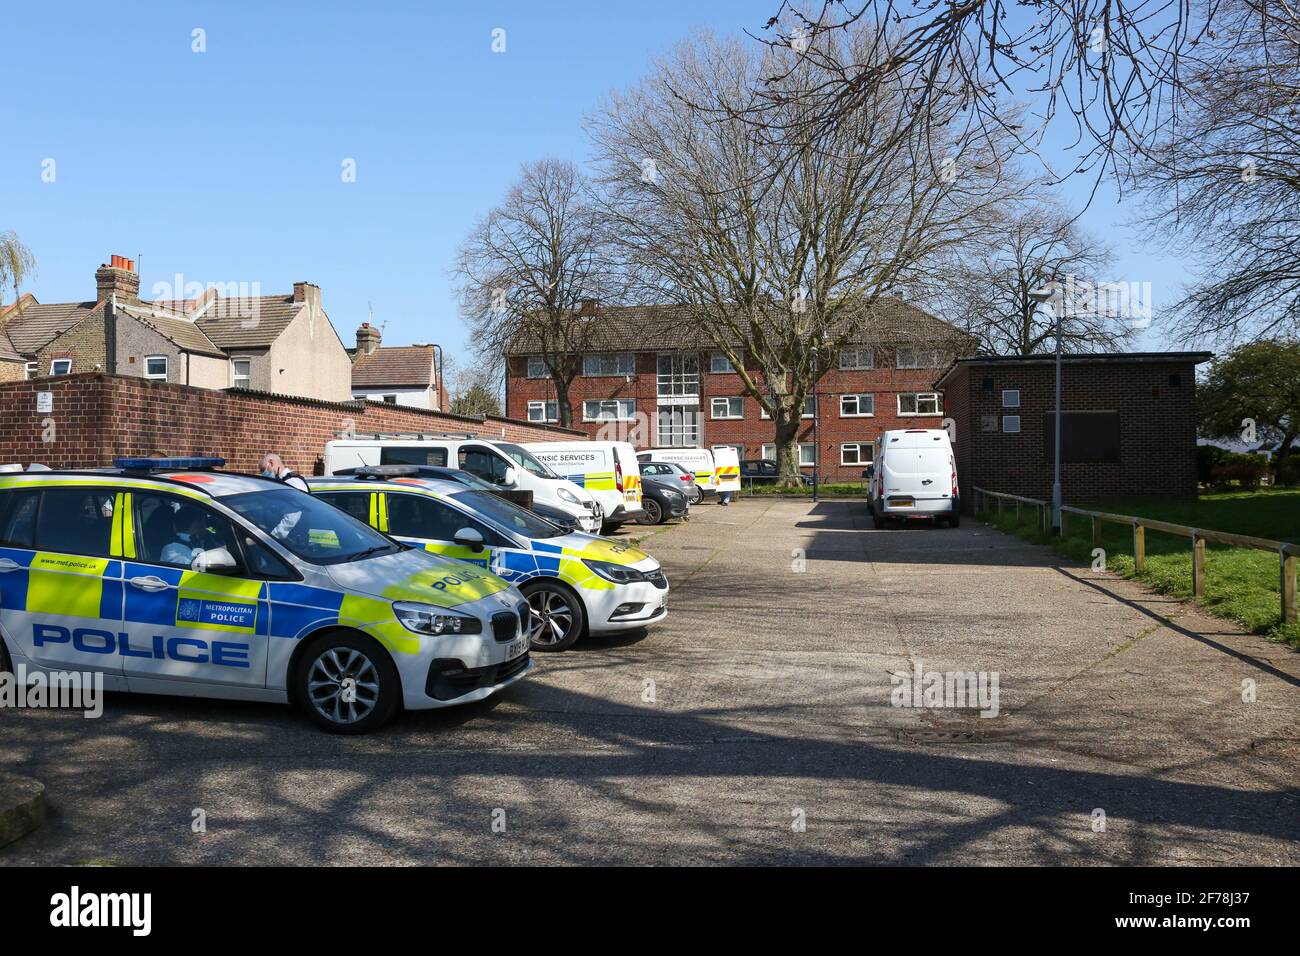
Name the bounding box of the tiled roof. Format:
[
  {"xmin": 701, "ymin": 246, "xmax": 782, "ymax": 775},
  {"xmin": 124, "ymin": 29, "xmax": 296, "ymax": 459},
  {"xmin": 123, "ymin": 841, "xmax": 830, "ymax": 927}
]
[
  {"xmin": 351, "ymin": 345, "xmax": 436, "ymax": 389},
  {"xmin": 194, "ymin": 295, "xmax": 304, "ymax": 349},
  {"xmin": 1, "ymin": 300, "xmax": 101, "ymax": 354},
  {"xmin": 0, "ymin": 328, "xmax": 24, "ymax": 363},
  {"xmin": 116, "ymin": 302, "xmax": 227, "ymax": 358},
  {"xmin": 504, "ymin": 299, "xmax": 971, "ymax": 354}
]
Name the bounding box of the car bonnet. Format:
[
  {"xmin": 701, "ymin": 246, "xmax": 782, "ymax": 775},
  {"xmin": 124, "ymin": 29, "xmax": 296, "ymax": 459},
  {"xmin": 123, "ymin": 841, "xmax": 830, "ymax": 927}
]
[
  {"xmin": 533, "ymin": 531, "xmax": 658, "ymax": 571},
  {"xmin": 327, "ymin": 546, "xmax": 514, "ymax": 609}
]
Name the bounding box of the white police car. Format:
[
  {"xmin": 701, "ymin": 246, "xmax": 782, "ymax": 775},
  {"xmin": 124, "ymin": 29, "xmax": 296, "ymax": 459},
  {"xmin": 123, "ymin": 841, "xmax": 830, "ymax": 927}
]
[
  {"xmin": 308, "ymin": 469, "xmax": 669, "ymax": 652},
  {"xmin": 0, "ymin": 458, "xmax": 532, "ymax": 733}
]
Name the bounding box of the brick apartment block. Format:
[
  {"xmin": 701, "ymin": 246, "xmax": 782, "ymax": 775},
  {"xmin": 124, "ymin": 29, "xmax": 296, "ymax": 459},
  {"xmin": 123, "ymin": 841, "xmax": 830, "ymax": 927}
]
[{"xmin": 504, "ymin": 301, "xmax": 973, "ymax": 482}]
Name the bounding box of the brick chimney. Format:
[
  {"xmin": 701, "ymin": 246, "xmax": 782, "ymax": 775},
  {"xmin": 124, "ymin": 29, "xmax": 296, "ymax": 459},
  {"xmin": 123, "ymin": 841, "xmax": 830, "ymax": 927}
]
[
  {"xmin": 293, "ymin": 281, "xmax": 321, "ymax": 309},
  {"xmin": 578, "ymin": 298, "xmax": 599, "ymax": 317},
  {"xmin": 356, "ymin": 322, "xmax": 382, "ymax": 356},
  {"xmin": 95, "ymin": 255, "xmax": 140, "ymax": 303}
]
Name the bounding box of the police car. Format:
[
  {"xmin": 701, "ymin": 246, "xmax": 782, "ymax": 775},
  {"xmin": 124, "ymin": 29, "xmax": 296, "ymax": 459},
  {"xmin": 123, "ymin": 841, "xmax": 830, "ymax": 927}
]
[
  {"xmin": 308, "ymin": 468, "xmax": 669, "ymax": 652},
  {"xmin": 0, "ymin": 458, "xmax": 532, "ymax": 733}
]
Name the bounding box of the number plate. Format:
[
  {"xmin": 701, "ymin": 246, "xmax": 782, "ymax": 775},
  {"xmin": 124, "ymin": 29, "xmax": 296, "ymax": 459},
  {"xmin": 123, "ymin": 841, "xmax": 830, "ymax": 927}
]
[{"xmin": 505, "ymin": 637, "xmax": 528, "ymax": 659}]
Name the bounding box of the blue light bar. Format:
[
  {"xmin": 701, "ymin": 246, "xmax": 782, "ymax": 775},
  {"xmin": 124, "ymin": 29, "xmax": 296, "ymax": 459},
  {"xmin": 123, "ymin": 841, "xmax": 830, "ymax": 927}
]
[{"xmin": 113, "ymin": 456, "xmax": 227, "ymax": 471}]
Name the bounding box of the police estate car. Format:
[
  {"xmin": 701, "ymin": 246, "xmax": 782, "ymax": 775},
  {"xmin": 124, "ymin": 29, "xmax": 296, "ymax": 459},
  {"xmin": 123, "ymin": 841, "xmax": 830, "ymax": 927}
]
[
  {"xmin": 308, "ymin": 469, "xmax": 669, "ymax": 652},
  {"xmin": 0, "ymin": 458, "xmax": 532, "ymax": 733}
]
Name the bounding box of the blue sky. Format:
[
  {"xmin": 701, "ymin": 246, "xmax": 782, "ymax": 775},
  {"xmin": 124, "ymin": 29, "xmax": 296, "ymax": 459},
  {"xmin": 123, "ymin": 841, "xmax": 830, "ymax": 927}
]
[{"xmin": 3, "ymin": 1, "xmax": 1182, "ymax": 366}]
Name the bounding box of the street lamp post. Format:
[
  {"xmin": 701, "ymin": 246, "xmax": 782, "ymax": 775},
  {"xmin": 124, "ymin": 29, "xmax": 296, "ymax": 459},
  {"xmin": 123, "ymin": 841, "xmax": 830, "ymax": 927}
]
[
  {"xmin": 1031, "ymin": 286, "xmax": 1063, "ymax": 534},
  {"xmin": 809, "ymin": 344, "xmax": 820, "ymax": 503}
]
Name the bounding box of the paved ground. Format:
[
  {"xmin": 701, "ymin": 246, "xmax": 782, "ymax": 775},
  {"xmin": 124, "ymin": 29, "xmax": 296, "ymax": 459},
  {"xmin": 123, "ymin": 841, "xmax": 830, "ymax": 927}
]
[{"xmin": 2, "ymin": 499, "xmax": 1297, "ymax": 865}]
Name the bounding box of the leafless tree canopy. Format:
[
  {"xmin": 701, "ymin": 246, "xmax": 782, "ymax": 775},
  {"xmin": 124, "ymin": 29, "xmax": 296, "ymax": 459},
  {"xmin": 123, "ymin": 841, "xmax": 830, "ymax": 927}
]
[
  {"xmin": 453, "ymin": 159, "xmax": 623, "ymax": 427},
  {"xmin": 936, "ymin": 197, "xmax": 1126, "ymax": 354},
  {"xmin": 1138, "ymin": 1, "xmax": 1300, "ymax": 346},
  {"xmin": 589, "ymin": 28, "xmax": 1021, "ymax": 480}
]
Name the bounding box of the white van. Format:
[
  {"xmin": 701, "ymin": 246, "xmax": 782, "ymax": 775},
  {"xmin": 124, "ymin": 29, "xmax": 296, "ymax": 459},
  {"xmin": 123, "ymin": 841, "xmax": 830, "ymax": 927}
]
[
  {"xmin": 636, "ymin": 448, "xmax": 717, "ymax": 497},
  {"xmin": 868, "ymin": 428, "xmax": 959, "ymax": 528},
  {"xmin": 323, "ymin": 438, "xmax": 602, "ymax": 533},
  {"xmin": 523, "ymin": 441, "xmax": 644, "ymax": 530}
]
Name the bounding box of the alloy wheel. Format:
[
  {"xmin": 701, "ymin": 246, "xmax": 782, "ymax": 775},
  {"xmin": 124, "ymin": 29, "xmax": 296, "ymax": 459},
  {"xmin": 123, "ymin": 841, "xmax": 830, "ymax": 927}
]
[
  {"xmin": 527, "ymin": 588, "xmax": 575, "ymax": 647},
  {"xmin": 307, "ymin": 647, "xmax": 381, "ymax": 726}
]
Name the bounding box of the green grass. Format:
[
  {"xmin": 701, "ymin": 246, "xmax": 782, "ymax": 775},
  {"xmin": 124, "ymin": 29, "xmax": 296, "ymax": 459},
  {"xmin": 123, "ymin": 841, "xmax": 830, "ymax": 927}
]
[
  {"xmin": 741, "ymin": 482, "xmax": 868, "ymax": 497},
  {"xmin": 978, "ymin": 488, "xmax": 1300, "ymax": 649}
]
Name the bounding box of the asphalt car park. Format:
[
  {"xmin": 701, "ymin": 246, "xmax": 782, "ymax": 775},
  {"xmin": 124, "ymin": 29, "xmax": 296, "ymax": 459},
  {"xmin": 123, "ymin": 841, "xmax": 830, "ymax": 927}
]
[{"xmin": 2, "ymin": 499, "xmax": 1297, "ymax": 865}]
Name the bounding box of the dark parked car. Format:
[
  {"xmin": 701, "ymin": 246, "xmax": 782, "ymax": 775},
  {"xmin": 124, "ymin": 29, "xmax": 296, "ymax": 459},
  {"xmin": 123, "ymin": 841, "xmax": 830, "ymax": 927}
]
[
  {"xmin": 739, "ymin": 459, "xmax": 812, "ymax": 486},
  {"xmin": 635, "ymin": 476, "xmax": 690, "ymax": 525},
  {"xmin": 639, "ymin": 460, "xmax": 702, "ymax": 503}
]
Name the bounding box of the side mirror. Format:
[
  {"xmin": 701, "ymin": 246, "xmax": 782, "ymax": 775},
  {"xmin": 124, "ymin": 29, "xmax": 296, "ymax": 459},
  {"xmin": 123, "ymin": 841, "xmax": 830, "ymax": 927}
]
[
  {"xmin": 193, "ymin": 546, "xmax": 238, "ymax": 574},
  {"xmin": 454, "ymin": 527, "xmax": 485, "ymax": 553},
  {"xmin": 501, "ymin": 466, "xmax": 518, "ymax": 487}
]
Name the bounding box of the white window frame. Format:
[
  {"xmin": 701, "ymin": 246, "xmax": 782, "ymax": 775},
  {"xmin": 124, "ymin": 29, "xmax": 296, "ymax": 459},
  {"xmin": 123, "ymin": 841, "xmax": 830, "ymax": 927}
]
[
  {"xmin": 656, "ymin": 406, "xmax": 700, "ymax": 446},
  {"xmin": 231, "ymin": 358, "xmax": 252, "ymax": 390},
  {"xmin": 526, "ymin": 356, "xmax": 548, "ymax": 379},
  {"xmin": 656, "ymin": 353, "xmax": 699, "ymax": 401},
  {"xmin": 49, "ymin": 359, "xmax": 72, "ymax": 376},
  {"xmin": 761, "ymin": 395, "xmax": 817, "ymax": 420},
  {"xmin": 528, "ymin": 400, "xmax": 558, "ymax": 423},
  {"xmin": 582, "ymin": 353, "xmax": 635, "ymax": 377},
  {"xmin": 24, "ymin": 362, "xmax": 37, "ymax": 380},
  {"xmin": 895, "ymin": 347, "xmax": 948, "ymax": 370},
  {"xmin": 840, "ymin": 442, "xmax": 874, "ymax": 466},
  {"xmin": 759, "ymin": 443, "xmax": 819, "ymax": 466},
  {"xmin": 709, "ymin": 351, "xmax": 735, "ymax": 373},
  {"xmin": 761, "ymin": 443, "xmax": 775, "ymax": 460},
  {"xmin": 1002, "ymin": 415, "xmax": 1022, "ymax": 433},
  {"xmin": 382, "ymin": 395, "xmax": 398, "ymax": 405},
  {"xmin": 798, "ymin": 443, "xmax": 816, "ymax": 467},
  {"xmin": 710, "ymin": 396, "xmax": 744, "ymax": 419},
  {"xmin": 898, "ymin": 392, "xmax": 942, "ymax": 416},
  {"xmin": 838, "ymin": 348, "xmax": 874, "ymax": 371},
  {"xmin": 839, "ymin": 393, "xmax": 875, "ymax": 417},
  {"xmin": 583, "ymin": 398, "xmax": 636, "ymax": 422},
  {"xmin": 1002, "ymin": 389, "xmax": 1021, "ymax": 408},
  {"xmin": 144, "ymin": 355, "xmax": 168, "ymax": 381}
]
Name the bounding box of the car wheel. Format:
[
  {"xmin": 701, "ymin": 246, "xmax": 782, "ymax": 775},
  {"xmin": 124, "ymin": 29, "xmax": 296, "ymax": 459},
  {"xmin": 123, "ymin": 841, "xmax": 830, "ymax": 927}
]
[
  {"xmin": 637, "ymin": 498, "xmax": 663, "ymax": 525},
  {"xmin": 294, "ymin": 632, "xmax": 401, "ymax": 734},
  {"xmin": 948, "ymin": 507, "xmax": 961, "ymax": 528},
  {"xmin": 686, "ymin": 484, "xmax": 702, "ymax": 505},
  {"xmin": 871, "ymin": 500, "xmax": 886, "ymax": 530},
  {"xmin": 522, "ymin": 580, "xmax": 585, "ymax": 652}
]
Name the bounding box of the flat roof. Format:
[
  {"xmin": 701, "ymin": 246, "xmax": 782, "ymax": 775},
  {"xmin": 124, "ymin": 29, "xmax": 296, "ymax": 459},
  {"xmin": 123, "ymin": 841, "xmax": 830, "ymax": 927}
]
[{"xmin": 934, "ymin": 351, "xmax": 1213, "ymax": 389}]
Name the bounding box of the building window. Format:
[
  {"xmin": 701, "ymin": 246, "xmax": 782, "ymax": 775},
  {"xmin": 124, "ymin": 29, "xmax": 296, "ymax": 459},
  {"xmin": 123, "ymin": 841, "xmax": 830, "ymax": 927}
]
[
  {"xmin": 839, "ymin": 348, "xmax": 874, "ymax": 371},
  {"xmin": 526, "ymin": 356, "xmax": 548, "ymax": 379},
  {"xmin": 583, "ymin": 353, "xmax": 634, "ymax": 377},
  {"xmin": 1002, "ymin": 389, "xmax": 1020, "ymax": 408},
  {"xmin": 840, "ymin": 394, "xmax": 875, "ymax": 417},
  {"xmin": 761, "ymin": 396, "xmax": 816, "ymax": 420},
  {"xmin": 527, "ymin": 400, "xmax": 558, "ymax": 423},
  {"xmin": 895, "ymin": 347, "xmax": 948, "ymax": 369},
  {"xmin": 231, "ymin": 359, "xmax": 251, "ymax": 389},
  {"xmin": 761, "ymin": 443, "xmax": 775, "ymax": 460},
  {"xmin": 709, "ymin": 351, "xmax": 735, "ymax": 373},
  {"xmin": 583, "ymin": 399, "xmax": 635, "ymax": 422},
  {"xmin": 383, "ymin": 395, "xmax": 398, "ymax": 404},
  {"xmin": 711, "ymin": 396, "xmax": 744, "ymax": 419},
  {"xmin": 656, "ymin": 407, "xmax": 699, "ymax": 446},
  {"xmin": 798, "ymin": 444, "xmax": 816, "ymax": 466},
  {"xmin": 898, "ymin": 392, "xmax": 942, "ymax": 416},
  {"xmin": 49, "ymin": 359, "xmax": 72, "ymax": 376},
  {"xmin": 841, "ymin": 442, "xmax": 874, "ymax": 465},
  {"xmin": 656, "ymin": 353, "xmax": 699, "ymax": 399},
  {"xmin": 144, "ymin": 356, "xmax": 168, "ymax": 380},
  {"xmin": 24, "ymin": 362, "xmax": 37, "ymax": 380},
  {"xmin": 1002, "ymin": 415, "xmax": 1021, "ymax": 433}
]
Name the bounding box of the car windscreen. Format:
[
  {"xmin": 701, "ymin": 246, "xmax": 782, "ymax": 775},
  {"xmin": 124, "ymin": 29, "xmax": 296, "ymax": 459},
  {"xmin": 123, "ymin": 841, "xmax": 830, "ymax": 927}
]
[
  {"xmin": 449, "ymin": 490, "xmax": 565, "ymax": 539},
  {"xmin": 495, "ymin": 443, "xmax": 560, "ymax": 479},
  {"xmin": 221, "ymin": 488, "xmax": 401, "ymax": 565}
]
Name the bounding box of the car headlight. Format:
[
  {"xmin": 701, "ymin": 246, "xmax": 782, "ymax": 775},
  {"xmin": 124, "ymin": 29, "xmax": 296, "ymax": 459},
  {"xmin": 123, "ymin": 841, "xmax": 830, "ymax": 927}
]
[
  {"xmin": 557, "ymin": 487, "xmax": 581, "ymax": 505},
  {"xmin": 582, "ymin": 559, "xmax": 651, "ymax": 584},
  {"xmin": 393, "ymin": 601, "xmax": 482, "ymax": 636}
]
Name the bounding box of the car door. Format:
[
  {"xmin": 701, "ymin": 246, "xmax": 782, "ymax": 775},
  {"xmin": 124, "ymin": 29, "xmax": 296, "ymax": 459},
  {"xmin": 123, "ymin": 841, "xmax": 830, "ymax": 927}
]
[
  {"xmin": 379, "ymin": 491, "xmax": 505, "ymax": 569},
  {"xmin": 120, "ymin": 491, "xmax": 270, "ymax": 688},
  {"xmin": 0, "ymin": 485, "xmax": 127, "ymax": 680}
]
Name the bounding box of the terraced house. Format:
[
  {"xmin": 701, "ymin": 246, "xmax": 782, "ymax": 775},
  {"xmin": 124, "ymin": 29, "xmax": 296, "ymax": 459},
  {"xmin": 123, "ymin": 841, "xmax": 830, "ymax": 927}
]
[
  {"xmin": 504, "ymin": 301, "xmax": 974, "ymax": 481},
  {"xmin": 0, "ymin": 254, "xmax": 354, "ymax": 401}
]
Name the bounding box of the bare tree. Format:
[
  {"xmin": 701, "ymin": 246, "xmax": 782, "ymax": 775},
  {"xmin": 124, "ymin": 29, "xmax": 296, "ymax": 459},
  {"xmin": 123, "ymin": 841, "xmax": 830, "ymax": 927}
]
[
  {"xmin": 590, "ymin": 29, "xmax": 1017, "ymax": 483},
  {"xmin": 937, "ymin": 198, "xmax": 1125, "ymax": 354},
  {"xmin": 1137, "ymin": 1, "xmax": 1300, "ymax": 346},
  {"xmin": 0, "ymin": 230, "xmax": 36, "ymax": 313},
  {"xmin": 453, "ymin": 160, "xmax": 622, "ymax": 427}
]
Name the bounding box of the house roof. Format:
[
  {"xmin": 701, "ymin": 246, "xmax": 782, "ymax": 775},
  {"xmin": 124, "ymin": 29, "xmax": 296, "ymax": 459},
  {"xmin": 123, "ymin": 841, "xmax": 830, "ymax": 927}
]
[
  {"xmin": 933, "ymin": 351, "xmax": 1214, "ymax": 389},
  {"xmin": 0, "ymin": 328, "xmax": 24, "ymax": 363},
  {"xmin": 193, "ymin": 295, "xmax": 305, "ymax": 349},
  {"xmin": 115, "ymin": 302, "xmax": 227, "ymax": 358},
  {"xmin": 503, "ymin": 299, "xmax": 970, "ymax": 355},
  {"xmin": 1, "ymin": 300, "xmax": 101, "ymax": 354},
  {"xmin": 351, "ymin": 345, "xmax": 437, "ymax": 390}
]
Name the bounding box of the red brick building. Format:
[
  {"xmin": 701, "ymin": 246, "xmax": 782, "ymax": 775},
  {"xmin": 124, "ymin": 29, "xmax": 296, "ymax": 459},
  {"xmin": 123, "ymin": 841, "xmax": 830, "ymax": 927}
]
[
  {"xmin": 504, "ymin": 303, "xmax": 973, "ymax": 482},
  {"xmin": 936, "ymin": 352, "xmax": 1212, "ymax": 505}
]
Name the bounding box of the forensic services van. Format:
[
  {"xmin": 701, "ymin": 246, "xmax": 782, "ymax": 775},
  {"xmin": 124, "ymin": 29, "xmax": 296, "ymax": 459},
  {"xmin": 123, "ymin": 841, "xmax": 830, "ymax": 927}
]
[
  {"xmin": 323, "ymin": 437, "xmax": 602, "ymax": 534},
  {"xmin": 310, "ymin": 470, "xmax": 669, "ymax": 652},
  {"xmin": 711, "ymin": 446, "xmax": 742, "ymax": 496},
  {"xmin": 0, "ymin": 458, "xmax": 532, "ymax": 733},
  {"xmin": 636, "ymin": 448, "xmax": 717, "ymax": 497},
  {"xmin": 522, "ymin": 441, "xmax": 643, "ymax": 531},
  {"xmin": 869, "ymin": 429, "xmax": 960, "ymax": 528}
]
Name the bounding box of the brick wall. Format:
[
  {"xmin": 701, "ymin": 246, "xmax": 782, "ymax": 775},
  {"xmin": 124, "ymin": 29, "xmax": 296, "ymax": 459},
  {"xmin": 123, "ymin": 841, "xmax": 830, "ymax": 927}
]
[
  {"xmin": 0, "ymin": 373, "xmax": 583, "ymax": 475},
  {"xmin": 34, "ymin": 311, "xmax": 107, "ymax": 375},
  {"xmin": 0, "ymin": 359, "xmax": 24, "ymax": 383},
  {"xmin": 506, "ymin": 348, "xmax": 947, "ymax": 480},
  {"xmin": 942, "ymin": 358, "xmax": 1203, "ymax": 506}
]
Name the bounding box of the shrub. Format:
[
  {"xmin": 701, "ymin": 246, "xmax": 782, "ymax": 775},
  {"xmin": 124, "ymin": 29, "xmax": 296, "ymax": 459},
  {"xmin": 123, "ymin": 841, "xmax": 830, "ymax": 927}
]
[
  {"xmin": 1274, "ymin": 453, "xmax": 1300, "ymax": 487},
  {"xmin": 1210, "ymin": 457, "xmax": 1268, "ymax": 490}
]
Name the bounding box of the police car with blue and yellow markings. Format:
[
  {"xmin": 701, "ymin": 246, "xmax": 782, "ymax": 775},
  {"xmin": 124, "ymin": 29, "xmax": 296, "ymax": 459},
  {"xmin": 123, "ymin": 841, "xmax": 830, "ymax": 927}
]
[
  {"xmin": 0, "ymin": 458, "xmax": 532, "ymax": 733},
  {"xmin": 307, "ymin": 468, "xmax": 669, "ymax": 652}
]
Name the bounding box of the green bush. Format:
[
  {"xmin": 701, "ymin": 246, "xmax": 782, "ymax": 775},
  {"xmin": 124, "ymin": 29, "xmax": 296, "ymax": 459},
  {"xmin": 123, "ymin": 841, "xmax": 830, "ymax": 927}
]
[{"xmin": 1273, "ymin": 453, "xmax": 1300, "ymax": 487}]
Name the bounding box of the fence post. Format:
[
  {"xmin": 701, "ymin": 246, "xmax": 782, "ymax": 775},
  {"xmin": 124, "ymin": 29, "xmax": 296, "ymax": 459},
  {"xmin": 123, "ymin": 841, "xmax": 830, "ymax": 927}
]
[
  {"xmin": 1283, "ymin": 550, "xmax": 1298, "ymax": 625},
  {"xmin": 1092, "ymin": 516, "xmax": 1102, "ymax": 550},
  {"xmin": 1061, "ymin": 509, "xmax": 1067, "ymax": 537},
  {"xmin": 1192, "ymin": 533, "xmax": 1206, "ymax": 599},
  {"xmin": 1041, "ymin": 503, "xmax": 1049, "ymax": 533},
  {"xmin": 1015, "ymin": 499, "xmax": 1021, "ymax": 520},
  {"xmin": 1133, "ymin": 523, "xmax": 1146, "ymax": 574}
]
